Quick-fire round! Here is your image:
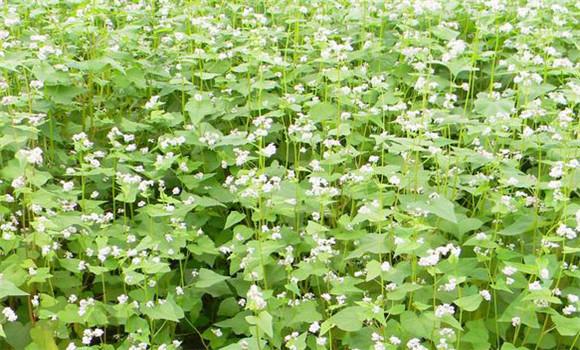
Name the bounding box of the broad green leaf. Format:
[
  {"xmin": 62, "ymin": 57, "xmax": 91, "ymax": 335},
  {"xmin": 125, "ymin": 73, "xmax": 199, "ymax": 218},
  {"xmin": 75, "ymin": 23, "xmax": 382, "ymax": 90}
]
[
  {"xmin": 245, "ymin": 311, "xmax": 273, "ymax": 338},
  {"xmin": 474, "ymin": 96, "xmax": 514, "ymax": 116},
  {"xmin": 365, "ymin": 260, "xmax": 382, "ymax": 281},
  {"xmin": 551, "ymin": 314, "xmax": 580, "ymax": 337},
  {"xmin": 186, "ymin": 97, "xmax": 217, "ymax": 124},
  {"xmin": 195, "ymin": 268, "xmax": 229, "ymax": 288},
  {"xmin": 429, "ymin": 196, "xmax": 458, "ymax": 223},
  {"xmin": 30, "ymin": 322, "xmax": 58, "ymax": 350},
  {"xmin": 141, "ymin": 296, "xmax": 184, "ymax": 322},
  {"xmin": 329, "ymin": 306, "xmax": 366, "ymax": 332},
  {"xmin": 4, "ymin": 321, "xmax": 32, "ymax": 348},
  {"xmin": 401, "ymin": 311, "xmax": 432, "ymax": 338},
  {"xmin": 309, "ymin": 102, "xmax": 337, "ymax": 122},
  {"xmin": 0, "ymin": 279, "xmax": 29, "ymax": 299},
  {"xmin": 500, "ymin": 215, "xmax": 536, "ymax": 236},
  {"xmin": 454, "ymin": 294, "xmax": 483, "ymax": 312},
  {"xmin": 225, "ymin": 211, "xmax": 246, "ymax": 229}
]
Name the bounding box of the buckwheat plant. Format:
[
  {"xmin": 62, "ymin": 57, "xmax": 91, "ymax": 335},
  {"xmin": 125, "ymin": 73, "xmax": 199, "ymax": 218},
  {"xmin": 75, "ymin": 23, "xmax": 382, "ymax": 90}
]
[{"xmin": 0, "ymin": 0, "xmax": 578, "ymax": 349}]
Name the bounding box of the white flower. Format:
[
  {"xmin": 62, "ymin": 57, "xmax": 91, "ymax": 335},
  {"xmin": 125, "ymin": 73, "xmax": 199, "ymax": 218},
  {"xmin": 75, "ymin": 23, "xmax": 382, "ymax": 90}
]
[
  {"xmin": 62, "ymin": 181, "xmax": 74, "ymax": 192},
  {"xmin": 246, "ymin": 284, "xmax": 267, "ymax": 311},
  {"xmin": 388, "ymin": 175, "xmax": 401, "ymax": 186},
  {"xmin": 502, "ymin": 266, "xmax": 517, "ymax": 276},
  {"xmin": 480, "ymin": 289, "xmax": 492, "ymax": 301},
  {"xmin": 511, "ymin": 316, "xmax": 521, "ymax": 327},
  {"xmin": 435, "ymin": 304, "xmax": 455, "ymax": 318},
  {"xmin": 389, "ymin": 336, "xmax": 401, "ymax": 345},
  {"xmin": 407, "ymin": 338, "xmax": 427, "ymax": 350},
  {"xmin": 309, "ymin": 321, "xmax": 320, "ymax": 333},
  {"xmin": 475, "ymin": 232, "xmax": 488, "ymax": 240},
  {"xmin": 30, "ymin": 80, "xmax": 44, "ymax": 89},
  {"xmin": 563, "ymin": 305, "xmax": 576, "ymax": 315},
  {"xmin": 19, "ymin": 147, "xmax": 43, "ymax": 165},
  {"xmin": 262, "ymin": 143, "xmax": 277, "ymax": 158},
  {"xmin": 528, "ymin": 281, "xmax": 542, "ymax": 291},
  {"xmin": 2, "ymin": 307, "xmax": 17, "ymax": 322},
  {"xmin": 381, "ymin": 261, "xmax": 391, "ymax": 272},
  {"xmin": 145, "ymin": 95, "xmax": 160, "ymax": 109}
]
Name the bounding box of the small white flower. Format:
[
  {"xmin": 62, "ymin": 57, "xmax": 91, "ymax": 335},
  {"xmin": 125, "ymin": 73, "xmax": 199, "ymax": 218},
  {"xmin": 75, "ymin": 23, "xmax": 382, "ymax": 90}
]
[
  {"xmin": 262, "ymin": 143, "xmax": 277, "ymax": 158},
  {"xmin": 309, "ymin": 321, "xmax": 320, "ymax": 333},
  {"xmin": 246, "ymin": 284, "xmax": 267, "ymax": 310},
  {"xmin": 502, "ymin": 266, "xmax": 517, "ymax": 276},
  {"xmin": 2, "ymin": 307, "xmax": 17, "ymax": 322},
  {"xmin": 563, "ymin": 305, "xmax": 576, "ymax": 315},
  {"xmin": 117, "ymin": 294, "xmax": 128, "ymax": 304},
  {"xmin": 145, "ymin": 95, "xmax": 160, "ymax": 109},
  {"xmin": 389, "ymin": 336, "xmax": 401, "ymax": 345},
  {"xmin": 62, "ymin": 181, "xmax": 74, "ymax": 192},
  {"xmin": 19, "ymin": 147, "xmax": 43, "ymax": 165},
  {"xmin": 388, "ymin": 175, "xmax": 401, "ymax": 186},
  {"xmin": 528, "ymin": 281, "xmax": 542, "ymax": 291},
  {"xmin": 435, "ymin": 304, "xmax": 455, "ymax": 318}
]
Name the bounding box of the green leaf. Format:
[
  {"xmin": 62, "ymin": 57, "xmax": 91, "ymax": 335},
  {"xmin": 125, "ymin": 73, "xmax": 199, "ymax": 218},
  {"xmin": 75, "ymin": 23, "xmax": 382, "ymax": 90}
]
[
  {"xmin": 401, "ymin": 311, "xmax": 432, "ymax": 338},
  {"xmin": 4, "ymin": 321, "xmax": 31, "ymax": 348},
  {"xmin": 439, "ymin": 215, "xmax": 483, "ymax": 240},
  {"xmin": 195, "ymin": 268, "xmax": 229, "ymax": 288},
  {"xmin": 45, "ymin": 85, "xmax": 86, "ymax": 104},
  {"xmin": 429, "ymin": 196, "xmax": 458, "ymax": 223},
  {"xmin": 245, "ymin": 311, "xmax": 273, "ymax": 338},
  {"xmin": 365, "ymin": 260, "xmax": 382, "ymax": 281},
  {"xmin": 551, "ymin": 314, "xmax": 580, "ymax": 337},
  {"xmin": 186, "ymin": 97, "xmax": 217, "ymax": 124},
  {"xmin": 474, "ymin": 96, "xmax": 514, "ymax": 116},
  {"xmin": 30, "ymin": 322, "xmax": 58, "ymax": 350},
  {"xmin": 440, "ymin": 313, "xmax": 463, "ymax": 330},
  {"xmin": 141, "ymin": 296, "xmax": 184, "ymax": 322},
  {"xmin": 499, "ymin": 215, "xmax": 536, "ymax": 236},
  {"xmin": 445, "ymin": 57, "xmax": 475, "ymax": 77},
  {"xmin": 309, "ymin": 102, "xmax": 337, "ymax": 122},
  {"xmin": 0, "ymin": 279, "xmax": 29, "ymax": 299},
  {"xmin": 329, "ymin": 306, "xmax": 365, "ymax": 332},
  {"xmin": 500, "ymin": 343, "xmax": 528, "ymax": 350},
  {"xmin": 431, "ymin": 26, "xmax": 460, "ymax": 40},
  {"xmin": 454, "ymin": 294, "xmax": 483, "ymax": 312},
  {"xmin": 463, "ymin": 320, "xmax": 489, "ymax": 349},
  {"xmin": 347, "ymin": 234, "xmax": 390, "ymax": 259},
  {"xmin": 225, "ymin": 211, "xmax": 246, "ymax": 229},
  {"xmin": 215, "ymin": 311, "xmax": 252, "ymax": 334},
  {"xmin": 286, "ymin": 301, "xmax": 322, "ymax": 326}
]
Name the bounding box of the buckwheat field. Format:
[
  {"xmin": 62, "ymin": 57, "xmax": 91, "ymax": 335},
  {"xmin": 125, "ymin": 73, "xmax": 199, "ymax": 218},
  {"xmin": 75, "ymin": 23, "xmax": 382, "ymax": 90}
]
[{"xmin": 0, "ymin": 0, "xmax": 579, "ymax": 349}]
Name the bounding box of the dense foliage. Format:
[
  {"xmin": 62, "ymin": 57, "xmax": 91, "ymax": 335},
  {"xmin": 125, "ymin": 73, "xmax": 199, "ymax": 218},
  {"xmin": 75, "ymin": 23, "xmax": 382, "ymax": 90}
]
[{"xmin": 0, "ymin": 0, "xmax": 579, "ymax": 349}]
